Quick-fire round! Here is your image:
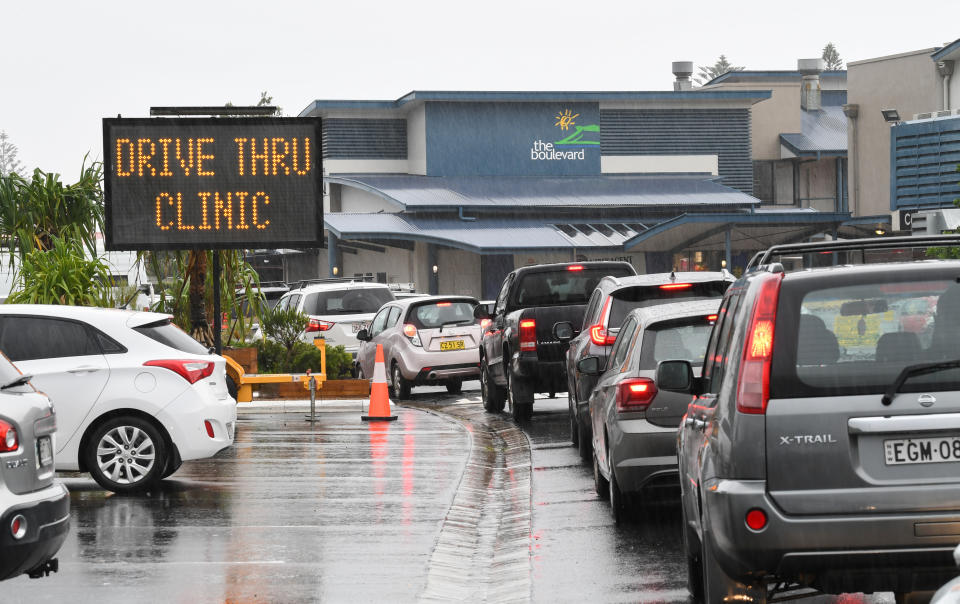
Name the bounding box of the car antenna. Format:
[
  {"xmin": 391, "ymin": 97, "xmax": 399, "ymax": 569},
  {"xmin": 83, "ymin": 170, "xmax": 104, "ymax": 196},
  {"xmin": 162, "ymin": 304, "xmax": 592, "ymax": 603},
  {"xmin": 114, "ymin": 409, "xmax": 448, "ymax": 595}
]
[{"xmin": 670, "ymin": 271, "xmax": 676, "ymax": 282}]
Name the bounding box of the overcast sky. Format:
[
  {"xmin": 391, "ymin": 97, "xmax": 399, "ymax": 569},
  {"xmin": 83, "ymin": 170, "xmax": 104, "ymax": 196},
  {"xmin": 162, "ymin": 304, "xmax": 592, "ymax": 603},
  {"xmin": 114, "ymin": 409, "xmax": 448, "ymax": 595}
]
[{"xmin": 3, "ymin": 0, "xmax": 959, "ymax": 178}]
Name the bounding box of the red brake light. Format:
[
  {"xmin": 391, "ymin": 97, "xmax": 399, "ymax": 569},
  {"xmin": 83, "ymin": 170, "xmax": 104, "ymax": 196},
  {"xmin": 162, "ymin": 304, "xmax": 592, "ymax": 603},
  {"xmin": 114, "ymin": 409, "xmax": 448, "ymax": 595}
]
[
  {"xmin": 616, "ymin": 378, "xmax": 657, "ymax": 412},
  {"xmin": 144, "ymin": 360, "xmax": 216, "ymax": 384},
  {"xmin": 706, "ymin": 314, "xmax": 718, "ymax": 322},
  {"xmin": 480, "ymin": 318, "xmax": 492, "ymax": 330},
  {"xmin": 519, "ymin": 319, "xmax": 537, "ymax": 351},
  {"xmin": 589, "ymin": 297, "xmax": 618, "ymax": 346},
  {"xmin": 567, "ymin": 265, "xmax": 585, "ymax": 271},
  {"xmin": 0, "ymin": 420, "xmax": 18, "ymax": 452},
  {"xmin": 660, "ymin": 283, "xmax": 693, "ymax": 290},
  {"xmin": 736, "ymin": 273, "xmax": 783, "ymax": 415},
  {"xmin": 306, "ymin": 318, "xmax": 334, "ymax": 333}
]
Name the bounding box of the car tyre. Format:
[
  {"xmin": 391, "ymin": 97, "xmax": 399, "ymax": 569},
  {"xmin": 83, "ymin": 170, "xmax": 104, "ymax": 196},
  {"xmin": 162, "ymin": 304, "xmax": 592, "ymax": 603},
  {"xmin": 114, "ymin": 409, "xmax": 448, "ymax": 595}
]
[
  {"xmin": 445, "ymin": 378, "xmax": 463, "ymax": 394},
  {"xmin": 577, "ymin": 415, "xmax": 592, "ymax": 462},
  {"xmin": 593, "ymin": 448, "xmax": 609, "ymax": 500},
  {"xmin": 507, "ymin": 369, "xmax": 533, "ymax": 422},
  {"xmin": 702, "ymin": 529, "xmax": 766, "ymax": 603},
  {"xmin": 568, "ymin": 397, "xmax": 579, "ymax": 448},
  {"xmin": 681, "ymin": 505, "xmax": 704, "ymax": 601},
  {"xmin": 226, "ymin": 375, "xmax": 238, "ymax": 401},
  {"xmin": 357, "ymin": 365, "xmax": 365, "ymax": 380},
  {"xmin": 609, "ymin": 454, "xmax": 626, "ymax": 524},
  {"xmin": 86, "ymin": 416, "xmax": 166, "ymax": 493},
  {"xmin": 481, "ymin": 362, "xmax": 506, "ymax": 413},
  {"xmin": 391, "ymin": 363, "xmax": 411, "ymax": 400}
]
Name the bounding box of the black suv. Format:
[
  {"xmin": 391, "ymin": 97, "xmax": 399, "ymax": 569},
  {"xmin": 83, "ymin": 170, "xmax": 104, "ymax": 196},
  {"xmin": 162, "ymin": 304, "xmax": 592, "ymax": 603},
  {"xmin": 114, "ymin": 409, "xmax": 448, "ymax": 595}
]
[{"xmin": 659, "ymin": 236, "xmax": 960, "ymax": 602}]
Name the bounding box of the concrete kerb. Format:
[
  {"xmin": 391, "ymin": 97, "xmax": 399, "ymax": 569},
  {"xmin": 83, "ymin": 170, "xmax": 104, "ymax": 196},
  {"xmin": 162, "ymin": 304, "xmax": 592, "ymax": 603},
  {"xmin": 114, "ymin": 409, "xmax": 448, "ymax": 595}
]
[{"xmin": 236, "ymin": 398, "xmax": 390, "ymax": 414}]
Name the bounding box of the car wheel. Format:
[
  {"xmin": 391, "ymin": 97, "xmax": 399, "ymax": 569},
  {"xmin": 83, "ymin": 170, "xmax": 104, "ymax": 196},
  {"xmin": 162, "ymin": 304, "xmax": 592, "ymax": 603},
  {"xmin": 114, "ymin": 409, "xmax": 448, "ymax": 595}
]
[
  {"xmin": 226, "ymin": 375, "xmax": 238, "ymax": 401},
  {"xmin": 681, "ymin": 504, "xmax": 704, "ymax": 601},
  {"xmin": 481, "ymin": 362, "xmax": 505, "ymax": 413},
  {"xmin": 593, "ymin": 448, "xmax": 609, "ymax": 500},
  {"xmin": 86, "ymin": 416, "xmax": 166, "ymax": 493},
  {"xmin": 356, "ymin": 365, "xmax": 365, "ymax": 380},
  {"xmin": 391, "ymin": 363, "xmax": 411, "ymax": 400},
  {"xmin": 445, "ymin": 378, "xmax": 462, "ymax": 394},
  {"xmin": 702, "ymin": 529, "xmax": 766, "ymax": 603},
  {"xmin": 577, "ymin": 415, "xmax": 592, "ymax": 462},
  {"xmin": 568, "ymin": 397, "xmax": 579, "ymax": 448},
  {"xmin": 507, "ymin": 370, "xmax": 533, "ymax": 422}
]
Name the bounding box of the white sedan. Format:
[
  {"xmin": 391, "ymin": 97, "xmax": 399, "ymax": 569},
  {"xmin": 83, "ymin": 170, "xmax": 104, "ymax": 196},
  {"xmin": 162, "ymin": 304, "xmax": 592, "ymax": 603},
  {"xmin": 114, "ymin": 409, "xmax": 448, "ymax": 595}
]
[{"xmin": 0, "ymin": 305, "xmax": 236, "ymax": 493}]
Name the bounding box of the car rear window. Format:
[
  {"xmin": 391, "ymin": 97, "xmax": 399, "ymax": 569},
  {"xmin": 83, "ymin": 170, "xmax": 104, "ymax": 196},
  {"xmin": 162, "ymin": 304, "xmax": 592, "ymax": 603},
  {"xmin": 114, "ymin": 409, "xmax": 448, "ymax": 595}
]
[
  {"xmin": 772, "ymin": 275, "xmax": 960, "ymax": 398},
  {"xmin": 512, "ymin": 267, "xmax": 634, "ymax": 307},
  {"xmin": 609, "ymin": 281, "xmax": 730, "ymax": 328},
  {"xmin": 302, "ymin": 288, "xmax": 394, "ymax": 316},
  {"xmin": 135, "ymin": 320, "xmax": 210, "ymax": 355},
  {"xmin": 638, "ymin": 317, "xmax": 715, "ymax": 369},
  {"xmin": 406, "ymin": 300, "xmax": 477, "ymax": 329}
]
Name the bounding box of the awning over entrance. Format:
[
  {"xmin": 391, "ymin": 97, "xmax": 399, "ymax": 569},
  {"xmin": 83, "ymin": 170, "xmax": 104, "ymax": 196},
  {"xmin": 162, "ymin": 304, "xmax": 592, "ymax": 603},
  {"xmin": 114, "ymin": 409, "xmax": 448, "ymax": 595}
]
[{"xmin": 624, "ymin": 211, "xmax": 891, "ymax": 253}]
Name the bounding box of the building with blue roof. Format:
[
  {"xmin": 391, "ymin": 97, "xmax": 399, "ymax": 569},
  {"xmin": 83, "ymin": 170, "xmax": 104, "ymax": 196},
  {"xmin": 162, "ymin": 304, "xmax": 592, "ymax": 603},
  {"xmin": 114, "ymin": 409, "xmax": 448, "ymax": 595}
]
[{"xmin": 296, "ymin": 77, "xmax": 876, "ymax": 298}]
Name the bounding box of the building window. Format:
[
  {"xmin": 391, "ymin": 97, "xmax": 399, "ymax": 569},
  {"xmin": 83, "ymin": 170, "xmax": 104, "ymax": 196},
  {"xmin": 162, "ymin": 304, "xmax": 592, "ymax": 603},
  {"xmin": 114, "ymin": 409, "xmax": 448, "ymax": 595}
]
[{"xmin": 753, "ymin": 160, "xmax": 795, "ymax": 205}]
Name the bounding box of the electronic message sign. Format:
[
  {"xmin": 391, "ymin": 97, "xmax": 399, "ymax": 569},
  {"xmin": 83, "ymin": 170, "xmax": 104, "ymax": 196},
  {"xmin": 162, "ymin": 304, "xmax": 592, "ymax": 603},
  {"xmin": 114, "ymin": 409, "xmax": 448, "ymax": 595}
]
[{"xmin": 103, "ymin": 117, "xmax": 322, "ymax": 250}]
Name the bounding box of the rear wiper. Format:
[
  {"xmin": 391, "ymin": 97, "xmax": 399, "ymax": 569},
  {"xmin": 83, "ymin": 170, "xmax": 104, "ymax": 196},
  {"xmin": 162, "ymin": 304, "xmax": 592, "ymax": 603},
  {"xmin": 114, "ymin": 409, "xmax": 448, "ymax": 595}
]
[
  {"xmin": 1, "ymin": 374, "xmax": 33, "ymax": 390},
  {"xmin": 882, "ymin": 360, "xmax": 960, "ymax": 405}
]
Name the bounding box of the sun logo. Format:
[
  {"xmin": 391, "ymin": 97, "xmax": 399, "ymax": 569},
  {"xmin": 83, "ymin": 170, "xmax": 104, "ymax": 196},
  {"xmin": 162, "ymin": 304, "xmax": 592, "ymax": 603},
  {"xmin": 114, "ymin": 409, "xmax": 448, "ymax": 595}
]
[{"xmin": 555, "ymin": 109, "xmax": 579, "ymax": 131}]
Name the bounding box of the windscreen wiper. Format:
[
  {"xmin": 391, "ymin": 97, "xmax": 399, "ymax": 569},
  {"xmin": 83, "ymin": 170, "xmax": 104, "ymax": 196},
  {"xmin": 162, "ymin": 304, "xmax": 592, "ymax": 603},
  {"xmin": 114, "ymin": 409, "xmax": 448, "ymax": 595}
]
[
  {"xmin": 439, "ymin": 320, "xmax": 473, "ymax": 333},
  {"xmin": 882, "ymin": 360, "xmax": 960, "ymax": 405},
  {"xmin": 1, "ymin": 374, "xmax": 33, "ymax": 390}
]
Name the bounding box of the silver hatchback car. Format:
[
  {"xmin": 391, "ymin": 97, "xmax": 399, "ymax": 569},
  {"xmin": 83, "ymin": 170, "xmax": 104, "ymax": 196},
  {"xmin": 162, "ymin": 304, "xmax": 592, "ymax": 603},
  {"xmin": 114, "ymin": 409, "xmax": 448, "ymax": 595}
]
[
  {"xmin": 576, "ymin": 300, "xmax": 719, "ymax": 523},
  {"xmin": 0, "ymin": 354, "xmax": 69, "ymax": 581},
  {"xmin": 355, "ymin": 296, "xmax": 482, "ymax": 399}
]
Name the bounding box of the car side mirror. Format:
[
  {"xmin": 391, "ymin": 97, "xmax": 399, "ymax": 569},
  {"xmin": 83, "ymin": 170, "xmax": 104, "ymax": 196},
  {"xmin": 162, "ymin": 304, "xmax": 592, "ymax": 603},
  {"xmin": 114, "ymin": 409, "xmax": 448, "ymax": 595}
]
[
  {"xmin": 576, "ymin": 355, "xmax": 602, "ymax": 376},
  {"xmin": 473, "ymin": 305, "xmax": 492, "ymax": 320},
  {"xmin": 553, "ymin": 321, "xmax": 574, "ymax": 342},
  {"xmin": 356, "ymin": 328, "xmax": 370, "ymax": 341},
  {"xmin": 656, "ymin": 360, "xmax": 695, "ymax": 392}
]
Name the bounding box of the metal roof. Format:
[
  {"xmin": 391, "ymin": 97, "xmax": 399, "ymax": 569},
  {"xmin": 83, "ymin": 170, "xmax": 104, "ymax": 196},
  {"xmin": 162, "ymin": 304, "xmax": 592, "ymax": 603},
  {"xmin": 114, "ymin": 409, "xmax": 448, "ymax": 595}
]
[
  {"xmin": 324, "ymin": 213, "xmax": 652, "ymax": 253},
  {"xmin": 703, "ymin": 70, "xmax": 846, "ymax": 86},
  {"xmin": 326, "ymin": 174, "xmax": 760, "ymax": 211},
  {"xmin": 779, "ymin": 105, "xmax": 848, "ymax": 156},
  {"xmin": 931, "ymin": 38, "xmax": 960, "ymax": 62},
  {"xmin": 299, "ymin": 90, "xmax": 772, "ymax": 116},
  {"xmin": 623, "ymin": 212, "xmax": 890, "ymax": 253}
]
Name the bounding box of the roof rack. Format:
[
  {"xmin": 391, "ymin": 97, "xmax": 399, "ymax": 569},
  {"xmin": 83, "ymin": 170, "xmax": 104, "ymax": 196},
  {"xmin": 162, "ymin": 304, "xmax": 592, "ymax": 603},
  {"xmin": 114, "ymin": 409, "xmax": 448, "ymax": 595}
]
[
  {"xmin": 745, "ymin": 235, "xmax": 960, "ymax": 272},
  {"xmin": 291, "ymin": 277, "xmax": 363, "ymax": 289}
]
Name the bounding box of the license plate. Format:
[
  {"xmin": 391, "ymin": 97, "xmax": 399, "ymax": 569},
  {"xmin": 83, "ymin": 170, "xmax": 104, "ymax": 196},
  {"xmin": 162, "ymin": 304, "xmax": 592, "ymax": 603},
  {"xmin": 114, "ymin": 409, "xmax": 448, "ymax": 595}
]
[
  {"xmin": 884, "ymin": 436, "xmax": 960, "ymax": 465},
  {"xmin": 36, "ymin": 436, "xmax": 53, "ymax": 468},
  {"xmin": 440, "ymin": 340, "xmax": 465, "ymax": 351}
]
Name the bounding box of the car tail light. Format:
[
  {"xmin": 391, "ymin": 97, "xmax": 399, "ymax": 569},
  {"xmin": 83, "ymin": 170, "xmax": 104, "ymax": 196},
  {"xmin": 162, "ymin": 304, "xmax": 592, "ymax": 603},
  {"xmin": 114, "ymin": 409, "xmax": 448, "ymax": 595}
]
[
  {"xmin": 660, "ymin": 283, "xmax": 693, "ymax": 290},
  {"xmin": 480, "ymin": 318, "xmax": 492, "ymax": 331},
  {"xmin": 402, "ymin": 323, "xmax": 422, "ymax": 347},
  {"xmin": 305, "ymin": 318, "xmax": 334, "ymax": 333},
  {"xmin": 616, "ymin": 378, "xmax": 657, "ymax": 412},
  {"xmin": 589, "ymin": 297, "xmax": 617, "ymax": 346},
  {"xmin": 567, "ymin": 265, "xmax": 584, "ymax": 271},
  {"xmin": 706, "ymin": 314, "xmax": 718, "ymax": 322},
  {"xmin": 519, "ymin": 319, "xmax": 537, "ymax": 351},
  {"xmin": 204, "ymin": 420, "xmax": 215, "ymax": 438},
  {"xmin": 745, "ymin": 508, "xmax": 768, "ymax": 531},
  {"xmin": 736, "ymin": 272, "xmax": 783, "ymax": 414},
  {"xmin": 0, "ymin": 420, "xmax": 18, "ymax": 452},
  {"xmin": 437, "ymin": 302, "xmax": 452, "ymax": 307},
  {"xmin": 145, "ymin": 360, "xmax": 216, "ymax": 384}
]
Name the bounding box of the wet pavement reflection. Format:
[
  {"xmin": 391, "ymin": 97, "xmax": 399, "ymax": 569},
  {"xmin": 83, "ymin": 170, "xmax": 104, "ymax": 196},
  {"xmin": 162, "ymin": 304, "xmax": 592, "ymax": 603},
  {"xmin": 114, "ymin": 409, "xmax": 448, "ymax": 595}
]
[{"xmin": 9, "ymin": 408, "xmax": 468, "ymax": 603}]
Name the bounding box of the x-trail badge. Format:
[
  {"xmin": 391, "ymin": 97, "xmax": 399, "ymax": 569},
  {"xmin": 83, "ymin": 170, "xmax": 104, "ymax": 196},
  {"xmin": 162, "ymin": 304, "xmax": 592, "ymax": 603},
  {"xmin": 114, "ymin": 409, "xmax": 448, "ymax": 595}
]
[{"xmin": 918, "ymin": 394, "xmax": 936, "ymax": 407}]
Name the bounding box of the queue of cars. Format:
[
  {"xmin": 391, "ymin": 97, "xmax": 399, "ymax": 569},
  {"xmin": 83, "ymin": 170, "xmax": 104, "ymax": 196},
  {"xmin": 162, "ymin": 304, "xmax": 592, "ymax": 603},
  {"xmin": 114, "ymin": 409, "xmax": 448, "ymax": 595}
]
[{"xmin": 522, "ymin": 235, "xmax": 960, "ymax": 603}]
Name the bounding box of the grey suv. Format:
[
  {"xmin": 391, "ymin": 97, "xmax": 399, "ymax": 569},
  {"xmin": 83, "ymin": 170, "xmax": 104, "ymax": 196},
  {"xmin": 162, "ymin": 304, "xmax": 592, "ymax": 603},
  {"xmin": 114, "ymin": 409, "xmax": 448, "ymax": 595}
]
[
  {"xmin": 0, "ymin": 355, "xmax": 69, "ymax": 580},
  {"xmin": 660, "ymin": 236, "xmax": 960, "ymax": 602}
]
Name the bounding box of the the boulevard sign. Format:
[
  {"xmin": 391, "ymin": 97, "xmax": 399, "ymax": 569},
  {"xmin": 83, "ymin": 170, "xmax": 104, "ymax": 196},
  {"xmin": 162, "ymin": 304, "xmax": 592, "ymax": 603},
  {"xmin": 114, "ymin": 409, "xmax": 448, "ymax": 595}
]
[{"xmin": 103, "ymin": 117, "xmax": 322, "ymax": 250}]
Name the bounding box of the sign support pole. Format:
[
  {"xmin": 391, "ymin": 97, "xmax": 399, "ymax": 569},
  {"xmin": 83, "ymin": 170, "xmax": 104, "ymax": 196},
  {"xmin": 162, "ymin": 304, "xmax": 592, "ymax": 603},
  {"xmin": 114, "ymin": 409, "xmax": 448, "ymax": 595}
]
[{"xmin": 213, "ymin": 252, "xmax": 222, "ymax": 355}]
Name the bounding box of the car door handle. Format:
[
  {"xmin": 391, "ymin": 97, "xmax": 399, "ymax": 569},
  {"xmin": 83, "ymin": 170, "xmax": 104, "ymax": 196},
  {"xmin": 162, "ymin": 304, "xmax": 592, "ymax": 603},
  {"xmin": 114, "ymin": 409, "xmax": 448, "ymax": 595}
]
[
  {"xmin": 693, "ymin": 419, "xmax": 706, "ymax": 431},
  {"xmin": 684, "ymin": 416, "xmax": 695, "ymax": 427},
  {"xmin": 68, "ymin": 366, "xmax": 101, "ymax": 374}
]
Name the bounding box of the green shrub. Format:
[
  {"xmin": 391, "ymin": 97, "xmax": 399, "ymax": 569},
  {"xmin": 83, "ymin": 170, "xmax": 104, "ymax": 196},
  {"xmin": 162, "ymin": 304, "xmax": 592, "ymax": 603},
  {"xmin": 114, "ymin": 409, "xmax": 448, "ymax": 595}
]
[{"xmin": 255, "ymin": 339, "xmax": 353, "ymax": 379}]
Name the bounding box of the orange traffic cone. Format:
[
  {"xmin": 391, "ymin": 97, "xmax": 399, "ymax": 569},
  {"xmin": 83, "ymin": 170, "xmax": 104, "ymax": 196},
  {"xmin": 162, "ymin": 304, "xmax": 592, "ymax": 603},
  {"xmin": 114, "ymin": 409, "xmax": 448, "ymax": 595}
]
[{"xmin": 362, "ymin": 344, "xmax": 398, "ymax": 422}]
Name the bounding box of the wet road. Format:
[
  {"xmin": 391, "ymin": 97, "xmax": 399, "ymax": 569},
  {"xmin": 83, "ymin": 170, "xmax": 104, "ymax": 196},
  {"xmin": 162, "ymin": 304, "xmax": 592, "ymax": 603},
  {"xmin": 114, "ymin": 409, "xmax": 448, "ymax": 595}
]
[{"xmin": 10, "ymin": 385, "xmax": 901, "ymax": 602}]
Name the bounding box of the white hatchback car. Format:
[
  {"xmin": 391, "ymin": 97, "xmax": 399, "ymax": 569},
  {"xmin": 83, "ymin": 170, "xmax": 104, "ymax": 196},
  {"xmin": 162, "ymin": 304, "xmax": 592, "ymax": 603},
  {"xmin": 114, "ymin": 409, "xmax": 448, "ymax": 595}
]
[
  {"xmin": 0, "ymin": 305, "xmax": 236, "ymax": 493},
  {"xmin": 277, "ymin": 280, "xmax": 396, "ymax": 357}
]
